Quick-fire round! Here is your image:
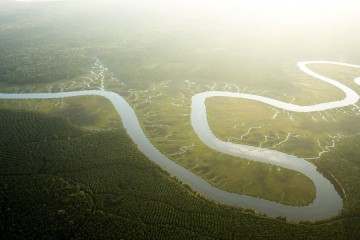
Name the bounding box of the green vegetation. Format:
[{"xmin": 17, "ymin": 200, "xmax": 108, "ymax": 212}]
[
  {"xmin": 1, "ymin": 109, "xmax": 360, "ymax": 239},
  {"xmin": 200, "ymin": 64, "xmax": 360, "ymax": 204},
  {"xmin": 316, "ymin": 134, "xmax": 360, "ymax": 217},
  {"xmin": 1, "ymin": 0, "xmax": 360, "ymax": 231}
]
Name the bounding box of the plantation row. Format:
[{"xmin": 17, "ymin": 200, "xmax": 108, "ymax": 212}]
[{"xmin": 0, "ymin": 109, "xmax": 359, "ymax": 239}]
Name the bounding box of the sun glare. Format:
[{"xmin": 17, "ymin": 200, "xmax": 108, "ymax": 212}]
[{"xmin": 242, "ymin": 0, "xmax": 341, "ymax": 9}]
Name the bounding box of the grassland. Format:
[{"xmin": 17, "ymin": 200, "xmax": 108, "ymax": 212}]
[{"xmin": 206, "ymin": 64, "xmax": 360, "ymax": 160}]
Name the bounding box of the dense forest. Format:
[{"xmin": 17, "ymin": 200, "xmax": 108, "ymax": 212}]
[
  {"xmin": 1, "ymin": 109, "xmax": 360, "ymax": 239},
  {"xmin": 0, "ymin": 46, "xmax": 91, "ymax": 84},
  {"xmin": 315, "ymin": 134, "xmax": 360, "ymax": 217}
]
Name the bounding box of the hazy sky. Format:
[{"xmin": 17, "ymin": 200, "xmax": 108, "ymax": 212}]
[
  {"xmin": 12, "ymin": 0, "xmax": 360, "ymax": 17},
  {"xmin": 5, "ymin": 0, "xmax": 360, "ymax": 62}
]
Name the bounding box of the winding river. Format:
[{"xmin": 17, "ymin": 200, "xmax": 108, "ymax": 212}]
[{"xmin": 1, "ymin": 61, "xmax": 359, "ymax": 221}]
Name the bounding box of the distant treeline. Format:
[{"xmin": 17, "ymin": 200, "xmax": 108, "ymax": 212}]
[{"xmin": 0, "ymin": 46, "xmax": 91, "ymax": 84}]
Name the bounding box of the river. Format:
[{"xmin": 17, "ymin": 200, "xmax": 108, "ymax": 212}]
[{"xmin": 1, "ymin": 61, "xmax": 359, "ymax": 221}]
